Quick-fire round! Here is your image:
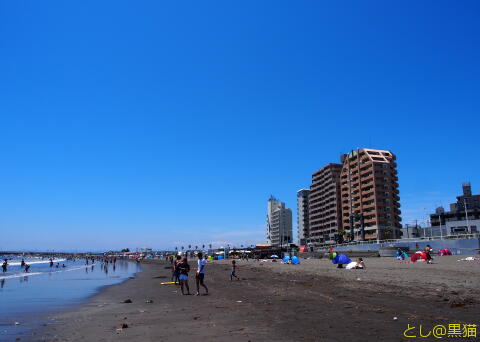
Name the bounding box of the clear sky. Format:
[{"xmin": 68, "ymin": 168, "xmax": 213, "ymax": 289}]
[{"xmin": 1, "ymin": 1, "xmax": 479, "ymax": 251}]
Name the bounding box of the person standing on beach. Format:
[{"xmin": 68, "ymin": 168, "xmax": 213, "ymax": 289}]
[
  {"xmin": 178, "ymin": 257, "xmax": 191, "ymax": 295},
  {"xmin": 2, "ymin": 259, "xmax": 7, "ymax": 273},
  {"xmin": 230, "ymin": 260, "xmax": 239, "ymax": 281},
  {"xmin": 172, "ymin": 255, "xmax": 181, "ymax": 284},
  {"xmin": 195, "ymin": 252, "xmax": 208, "ymax": 296}
]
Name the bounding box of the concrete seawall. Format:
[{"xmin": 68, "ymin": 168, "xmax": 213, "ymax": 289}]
[{"xmin": 319, "ymin": 238, "xmax": 480, "ymax": 255}]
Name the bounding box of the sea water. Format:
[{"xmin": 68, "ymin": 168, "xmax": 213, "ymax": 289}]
[{"xmin": 0, "ymin": 256, "xmax": 141, "ymax": 339}]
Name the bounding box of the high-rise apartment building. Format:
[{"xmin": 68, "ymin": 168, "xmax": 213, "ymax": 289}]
[
  {"xmin": 267, "ymin": 196, "xmax": 293, "ymax": 247},
  {"xmin": 340, "ymin": 148, "xmax": 401, "ymax": 240},
  {"xmin": 297, "ymin": 189, "xmax": 310, "ymax": 245},
  {"xmin": 307, "ymin": 163, "xmax": 343, "ymax": 246}
]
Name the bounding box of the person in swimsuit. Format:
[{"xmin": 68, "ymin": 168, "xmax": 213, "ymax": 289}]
[{"xmin": 178, "ymin": 257, "xmax": 191, "ymax": 295}]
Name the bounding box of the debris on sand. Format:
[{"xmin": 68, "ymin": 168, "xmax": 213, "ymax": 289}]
[
  {"xmin": 145, "ymin": 299, "xmax": 154, "ymax": 303},
  {"xmin": 121, "ymin": 323, "xmax": 129, "ymax": 329},
  {"xmin": 123, "ymin": 299, "xmax": 132, "ymax": 303}
]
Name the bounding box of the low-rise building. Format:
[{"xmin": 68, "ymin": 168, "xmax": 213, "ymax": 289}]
[{"xmin": 430, "ymin": 183, "xmax": 480, "ymax": 234}]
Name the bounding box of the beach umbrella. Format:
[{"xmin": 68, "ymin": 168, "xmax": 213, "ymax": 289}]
[{"xmin": 270, "ymin": 255, "xmax": 279, "ymax": 259}]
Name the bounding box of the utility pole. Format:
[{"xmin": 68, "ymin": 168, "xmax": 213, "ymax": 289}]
[
  {"xmin": 438, "ymin": 214, "xmax": 443, "ymax": 239},
  {"xmin": 464, "ymin": 198, "xmax": 470, "ymax": 234}
]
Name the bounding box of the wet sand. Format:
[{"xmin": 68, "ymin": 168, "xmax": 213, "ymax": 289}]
[{"xmin": 36, "ymin": 256, "xmax": 480, "ymax": 342}]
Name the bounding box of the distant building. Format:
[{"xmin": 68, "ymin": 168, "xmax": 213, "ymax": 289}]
[
  {"xmin": 430, "ymin": 182, "xmax": 480, "ymax": 234},
  {"xmin": 267, "ymin": 196, "xmax": 293, "ymax": 247},
  {"xmin": 297, "ymin": 189, "xmax": 310, "ymax": 245},
  {"xmin": 340, "ymin": 148, "xmax": 402, "ymax": 240},
  {"xmin": 307, "ymin": 163, "xmax": 343, "ymax": 246}
]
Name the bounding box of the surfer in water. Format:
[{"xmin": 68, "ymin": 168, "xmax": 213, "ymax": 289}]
[
  {"xmin": 25, "ymin": 264, "xmax": 30, "ymax": 273},
  {"xmin": 21, "ymin": 259, "xmax": 25, "ymax": 267},
  {"xmin": 50, "ymin": 258, "xmax": 54, "ymax": 267},
  {"xmin": 2, "ymin": 259, "xmax": 7, "ymax": 273}
]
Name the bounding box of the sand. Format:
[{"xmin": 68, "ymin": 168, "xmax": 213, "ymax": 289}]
[{"xmin": 35, "ymin": 256, "xmax": 480, "ymax": 342}]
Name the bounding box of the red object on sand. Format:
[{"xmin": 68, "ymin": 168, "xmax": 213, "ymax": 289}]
[
  {"xmin": 438, "ymin": 248, "xmax": 452, "ymax": 256},
  {"xmin": 299, "ymin": 245, "xmax": 308, "ymax": 253},
  {"xmin": 411, "ymin": 251, "xmax": 427, "ymax": 262}
]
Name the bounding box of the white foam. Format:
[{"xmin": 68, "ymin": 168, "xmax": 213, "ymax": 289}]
[
  {"xmin": 0, "ymin": 272, "xmax": 42, "ymax": 280},
  {"xmin": 0, "ymin": 262, "xmax": 95, "ymax": 280},
  {"xmin": 8, "ymin": 258, "xmax": 66, "ymax": 266}
]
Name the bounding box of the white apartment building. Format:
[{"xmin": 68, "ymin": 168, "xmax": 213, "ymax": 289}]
[{"xmin": 267, "ymin": 196, "xmax": 293, "ymax": 247}]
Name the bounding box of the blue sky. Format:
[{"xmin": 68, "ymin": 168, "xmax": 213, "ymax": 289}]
[{"xmin": 0, "ymin": 1, "xmax": 479, "ymax": 251}]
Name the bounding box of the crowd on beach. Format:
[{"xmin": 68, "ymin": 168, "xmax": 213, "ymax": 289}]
[
  {"xmin": 165, "ymin": 252, "xmax": 241, "ymax": 296},
  {"xmin": 161, "ymin": 243, "xmax": 451, "ymax": 292}
]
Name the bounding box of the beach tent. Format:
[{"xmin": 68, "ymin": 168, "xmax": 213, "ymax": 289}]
[
  {"xmin": 291, "ymin": 256, "xmax": 300, "ymax": 264},
  {"xmin": 282, "ymin": 256, "xmax": 290, "ymax": 263},
  {"xmin": 411, "ymin": 251, "xmax": 427, "ymax": 262},
  {"xmin": 438, "ymin": 248, "xmax": 452, "ymax": 256},
  {"xmin": 331, "ymin": 254, "xmax": 351, "ymax": 265},
  {"xmin": 217, "ymin": 255, "xmax": 223, "ymax": 260}
]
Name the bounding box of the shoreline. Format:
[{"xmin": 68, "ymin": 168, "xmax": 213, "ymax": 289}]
[
  {"xmin": 1, "ymin": 260, "xmax": 142, "ymax": 342},
  {"xmin": 34, "ymin": 256, "xmax": 480, "ymax": 342}
]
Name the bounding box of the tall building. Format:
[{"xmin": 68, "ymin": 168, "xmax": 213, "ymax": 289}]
[
  {"xmin": 307, "ymin": 163, "xmax": 343, "ymax": 246},
  {"xmin": 430, "ymin": 182, "xmax": 480, "ymax": 234},
  {"xmin": 297, "ymin": 189, "xmax": 310, "ymax": 245},
  {"xmin": 340, "ymin": 148, "xmax": 401, "ymax": 240},
  {"xmin": 266, "ymin": 196, "xmax": 293, "ymax": 247}
]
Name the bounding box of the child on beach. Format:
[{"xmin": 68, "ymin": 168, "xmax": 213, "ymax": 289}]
[
  {"xmin": 354, "ymin": 258, "xmax": 366, "ymax": 269},
  {"xmin": 424, "ymin": 246, "xmax": 433, "ymax": 264},
  {"xmin": 230, "ymin": 260, "xmax": 239, "ymax": 281},
  {"xmin": 177, "ymin": 257, "xmax": 191, "ymax": 295},
  {"xmin": 195, "ymin": 252, "xmax": 208, "ymax": 296}
]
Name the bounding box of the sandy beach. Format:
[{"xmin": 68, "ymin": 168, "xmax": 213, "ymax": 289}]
[{"xmin": 36, "ymin": 256, "xmax": 480, "ymax": 342}]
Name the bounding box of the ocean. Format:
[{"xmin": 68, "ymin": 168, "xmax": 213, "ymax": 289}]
[{"xmin": 0, "ymin": 255, "xmax": 141, "ymax": 340}]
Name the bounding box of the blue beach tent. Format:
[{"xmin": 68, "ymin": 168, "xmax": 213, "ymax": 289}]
[
  {"xmin": 282, "ymin": 256, "xmax": 291, "ymax": 263},
  {"xmin": 331, "ymin": 254, "xmax": 351, "ymax": 265},
  {"xmin": 291, "ymin": 256, "xmax": 300, "ymax": 264}
]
